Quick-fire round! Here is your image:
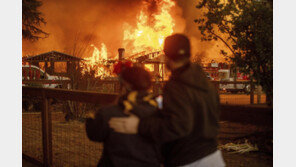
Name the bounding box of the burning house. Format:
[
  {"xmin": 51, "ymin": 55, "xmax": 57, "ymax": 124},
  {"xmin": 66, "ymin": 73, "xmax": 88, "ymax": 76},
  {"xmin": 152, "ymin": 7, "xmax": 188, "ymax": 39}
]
[
  {"xmin": 76, "ymin": 0, "xmax": 176, "ymax": 80},
  {"xmin": 22, "ymin": 0, "xmax": 228, "ymax": 82},
  {"xmin": 22, "ymin": 51, "xmax": 84, "ymax": 77},
  {"xmin": 132, "ymin": 51, "xmax": 167, "ymax": 81}
]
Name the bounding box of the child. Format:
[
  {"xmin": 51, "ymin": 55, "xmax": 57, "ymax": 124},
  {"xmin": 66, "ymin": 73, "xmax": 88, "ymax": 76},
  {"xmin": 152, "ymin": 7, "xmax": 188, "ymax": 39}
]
[{"xmin": 85, "ymin": 64, "xmax": 161, "ymax": 167}]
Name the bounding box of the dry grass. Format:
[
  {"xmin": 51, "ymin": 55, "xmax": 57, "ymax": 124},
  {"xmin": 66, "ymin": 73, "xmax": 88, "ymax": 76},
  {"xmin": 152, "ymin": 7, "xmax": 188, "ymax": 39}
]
[
  {"xmin": 23, "ymin": 112, "xmax": 103, "ymax": 167},
  {"xmin": 23, "ymin": 111, "xmax": 272, "ymax": 167}
]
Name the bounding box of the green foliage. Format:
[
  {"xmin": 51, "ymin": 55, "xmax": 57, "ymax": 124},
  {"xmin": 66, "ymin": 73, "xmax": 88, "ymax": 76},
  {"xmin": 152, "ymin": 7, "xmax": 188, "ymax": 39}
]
[
  {"xmin": 22, "ymin": 0, "xmax": 48, "ymax": 41},
  {"xmin": 195, "ymin": 0, "xmax": 273, "ymax": 105}
]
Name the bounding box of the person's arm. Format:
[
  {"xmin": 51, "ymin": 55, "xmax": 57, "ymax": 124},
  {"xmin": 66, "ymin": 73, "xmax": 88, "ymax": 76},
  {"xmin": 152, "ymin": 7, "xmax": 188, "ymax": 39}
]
[
  {"xmin": 85, "ymin": 111, "xmax": 108, "ymax": 142},
  {"xmin": 138, "ymin": 82, "xmax": 195, "ymax": 143}
]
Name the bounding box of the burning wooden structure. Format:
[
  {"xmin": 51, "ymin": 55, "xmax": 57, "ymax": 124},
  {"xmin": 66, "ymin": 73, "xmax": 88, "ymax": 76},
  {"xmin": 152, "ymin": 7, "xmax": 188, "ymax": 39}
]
[
  {"xmin": 134, "ymin": 51, "xmax": 166, "ymax": 81},
  {"xmin": 22, "ymin": 51, "xmax": 84, "ymax": 77}
]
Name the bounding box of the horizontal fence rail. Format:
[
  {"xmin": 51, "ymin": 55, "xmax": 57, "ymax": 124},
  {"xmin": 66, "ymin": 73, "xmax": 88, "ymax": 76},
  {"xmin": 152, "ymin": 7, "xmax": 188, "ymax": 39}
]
[
  {"xmin": 23, "ymin": 87, "xmax": 118, "ymax": 104},
  {"xmin": 22, "ymin": 80, "xmax": 71, "ymax": 84},
  {"xmin": 22, "ymin": 80, "xmax": 250, "ymax": 86},
  {"xmin": 22, "ymin": 86, "xmax": 272, "ymax": 167}
]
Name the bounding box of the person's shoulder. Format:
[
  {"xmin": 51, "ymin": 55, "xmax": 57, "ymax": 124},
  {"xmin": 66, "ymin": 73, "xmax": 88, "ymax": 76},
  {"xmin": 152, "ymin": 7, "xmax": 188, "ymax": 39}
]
[
  {"xmin": 97, "ymin": 105, "xmax": 124, "ymax": 117},
  {"xmin": 100, "ymin": 104, "xmax": 121, "ymax": 111},
  {"xmin": 164, "ymin": 78, "xmax": 184, "ymax": 92}
]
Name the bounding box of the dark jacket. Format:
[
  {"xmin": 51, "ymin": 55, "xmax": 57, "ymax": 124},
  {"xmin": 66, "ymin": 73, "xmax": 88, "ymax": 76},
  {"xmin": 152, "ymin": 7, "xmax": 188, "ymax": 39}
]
[
  {"xmin": 138, "ymin": 63, "xmax": 220, "ymax": 167},
  {"xmin": 85, "ymin": 91, "xmax": 162, "ymax": 167}
]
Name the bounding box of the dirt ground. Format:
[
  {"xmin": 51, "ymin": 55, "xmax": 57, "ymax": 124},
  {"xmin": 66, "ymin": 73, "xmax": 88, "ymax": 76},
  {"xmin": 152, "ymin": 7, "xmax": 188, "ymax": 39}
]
[
  {"xmin": 219, "ymin": 121, "xmax": 273, "ymax": 167},
  {"xmin": 23, "ymin": 111, "xmax": 272, "ymax": 167},
  {"xmin": 222, "ymin": 151, "xmax": 272, "ymax": 167}
]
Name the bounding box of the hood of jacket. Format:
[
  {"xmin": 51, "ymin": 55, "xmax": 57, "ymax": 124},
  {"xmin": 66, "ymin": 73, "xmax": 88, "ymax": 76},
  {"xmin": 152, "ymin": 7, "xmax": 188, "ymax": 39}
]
[{"xmin": 170, "ymin": 63, "xmax": 211, "ymax": 92}]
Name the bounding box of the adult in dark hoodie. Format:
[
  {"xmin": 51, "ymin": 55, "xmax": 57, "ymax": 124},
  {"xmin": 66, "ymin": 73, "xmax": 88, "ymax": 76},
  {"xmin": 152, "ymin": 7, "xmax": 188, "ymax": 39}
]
[
  {"xmin": 109, "ymin": 34, "xmax": 225, "ymax": 167},
  {"xmin": 85, "ymin": 66, "xmax": 162, "ymax": 167}
]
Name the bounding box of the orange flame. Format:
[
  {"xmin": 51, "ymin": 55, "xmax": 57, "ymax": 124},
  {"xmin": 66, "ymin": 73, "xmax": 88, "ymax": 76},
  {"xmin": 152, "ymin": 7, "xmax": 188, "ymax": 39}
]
[
  {"xmin": 83, "ymin": 0, "xmax": 176, "ymax": 78},
  {"xmin": 123, "ymin": 0, "xmax": 175, "ymax": 54},
  {"xmin": 82, "ymin": 43, "xmax": 112, "ymax": 78}
]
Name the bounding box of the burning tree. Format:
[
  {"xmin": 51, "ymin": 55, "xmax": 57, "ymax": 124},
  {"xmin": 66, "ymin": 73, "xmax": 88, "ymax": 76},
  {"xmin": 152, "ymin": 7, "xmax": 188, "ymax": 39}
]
[
  {"xmin": 195, "ymin": 0, "xmax": 273, "ymax": 105},
  {"xmin": 22, "ymin": 0, "xmax": 49, "ymax": 41}
]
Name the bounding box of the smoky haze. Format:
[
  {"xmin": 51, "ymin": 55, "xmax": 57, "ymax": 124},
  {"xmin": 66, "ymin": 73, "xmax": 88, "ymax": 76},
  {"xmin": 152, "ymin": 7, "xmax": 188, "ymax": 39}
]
[{"xmin": 22, "ymin": 0, "xmax": 225, "ymax": 62}]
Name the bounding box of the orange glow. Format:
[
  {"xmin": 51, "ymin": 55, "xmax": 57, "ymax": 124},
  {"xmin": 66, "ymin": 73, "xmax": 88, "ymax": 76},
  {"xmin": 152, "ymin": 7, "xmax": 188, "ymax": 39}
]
[
  {"xmin": 82, "ymin": 0, "xmax": 176, "ymax": 78},
  {"xmin": 144, "ymin": 64, "xmax": 154, "ymax": 72},
  {"xmin": 82, "ymin": 43, "xmax": 112, "ymax": 78},
  {"xmin": 123, "ymin": 0, "xmax": 175, "ymax": 55},
  {"xmin": 87, "ymin": 43, "xmax": 108, "ymax": 64},
  {"xmin": 22, "ymin": 0, "xmax": 228, "ymax": 69}
]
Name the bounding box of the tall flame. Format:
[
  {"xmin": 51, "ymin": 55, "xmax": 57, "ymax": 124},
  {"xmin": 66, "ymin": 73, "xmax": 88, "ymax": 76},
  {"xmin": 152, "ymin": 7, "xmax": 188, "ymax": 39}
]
[
  {"xmin": 83, "ymin": 43, "xmax": 111, "ymax": 78},
  {"xmin": 88, "ymin": 43, "xmax": 108, "ymax": 63},
  {"xmin": 123, "ymin": 0, "xmax": 175, "ymax": 54},
  {"xmin": 83, "ymin": 0, "xmax": 176, "ymax": 77}
]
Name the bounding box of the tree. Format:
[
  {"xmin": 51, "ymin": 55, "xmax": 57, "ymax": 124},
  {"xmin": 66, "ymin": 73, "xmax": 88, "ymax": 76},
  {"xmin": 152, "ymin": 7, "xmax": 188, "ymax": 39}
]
[
  {"xmin": 22, "ymin": 0, "xmax": 48, "ymax": 41},
  {"xmin": 195, "ymin": 0, "xmax": 273, "ymax": 105},
  {"xmin": 191, "ymin": 51, "xmax": 207, "ymax": 65}
]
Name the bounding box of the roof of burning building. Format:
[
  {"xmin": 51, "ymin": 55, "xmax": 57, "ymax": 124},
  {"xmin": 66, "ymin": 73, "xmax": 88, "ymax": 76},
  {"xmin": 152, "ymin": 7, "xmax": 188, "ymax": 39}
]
[
  {"xmin": 134, "ymin": 51, "xmax": 164, "ymax": 64},
  {"xmin": 23, "ymin": 51, "xmax": 84, "ymax": 62}
]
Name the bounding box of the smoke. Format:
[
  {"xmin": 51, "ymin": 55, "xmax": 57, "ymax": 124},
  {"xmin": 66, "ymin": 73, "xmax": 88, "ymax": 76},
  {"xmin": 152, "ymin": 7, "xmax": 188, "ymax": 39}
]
[
  {"xmin": 22, "ymin": 0, "xmax": 225, "ymax": 62},
  {"xmin": 174, "ymin": 0, "xmax": 226, "ymax": 62},
  {"xmin": 23, "ymin": 0, "xmax": 143, "ymax": 57}
]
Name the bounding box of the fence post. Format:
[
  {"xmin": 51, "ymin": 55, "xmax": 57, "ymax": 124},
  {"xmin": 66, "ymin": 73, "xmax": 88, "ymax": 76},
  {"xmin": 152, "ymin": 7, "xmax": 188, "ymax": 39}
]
[
  {"xmin": 257, "ymin": 85, "xmax": 262, "ymax": 104},
  {"xmin": 41, "ymin": 90, "xmax": 53, "ymax": 167},
  {"xmin": 250, "ymin": 80, "xmax": 255, "ymax": 104}
]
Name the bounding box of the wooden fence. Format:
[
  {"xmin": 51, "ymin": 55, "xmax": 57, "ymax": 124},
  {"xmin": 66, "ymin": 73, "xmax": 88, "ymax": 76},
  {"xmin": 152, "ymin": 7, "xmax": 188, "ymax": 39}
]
[
  {"xmin": 22, "ymin": 82, "xmax": 271, "ymax": 166},
  {"xmin": 23, "ymin": 87, "xmax": 117, "ymax": 167}
]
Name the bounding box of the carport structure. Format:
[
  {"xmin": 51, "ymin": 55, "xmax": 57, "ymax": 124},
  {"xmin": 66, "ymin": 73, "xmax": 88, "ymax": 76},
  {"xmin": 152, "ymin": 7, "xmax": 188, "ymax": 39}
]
[{"xmin": 22, "ymin": 51, "xmax": 84, "ymax": 77}]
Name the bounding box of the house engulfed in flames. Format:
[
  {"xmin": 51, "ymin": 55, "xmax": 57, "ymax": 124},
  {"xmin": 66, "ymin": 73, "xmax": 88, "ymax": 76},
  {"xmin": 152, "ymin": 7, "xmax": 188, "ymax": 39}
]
[
  {"xmin": 22, "ymin": 0, "xmax": 176, "ymax": 81},
  {"xmin": 82, "ymin": 47, "xmax": 168, "ymax": 81},
  {"xmin": 82, "ymin": 0, "xmax": 175, "ymax": 80}
]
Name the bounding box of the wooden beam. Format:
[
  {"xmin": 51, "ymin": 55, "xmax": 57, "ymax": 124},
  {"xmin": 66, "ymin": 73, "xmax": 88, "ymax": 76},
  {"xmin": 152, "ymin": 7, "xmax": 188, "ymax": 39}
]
[
  {"xmin": 23, "ymin": 87, "xmax": 118, "ymax": 104},
  {"xmin": 23, "ymin": 86, "xmax": 273, "ymax": 127},
  {"xmin": 22, "ymin": 80, "xmax": 71, "ymax": 84},
  {"xmin": 22, "ymin": 153, "xmax": 43, "ymax": 167}
]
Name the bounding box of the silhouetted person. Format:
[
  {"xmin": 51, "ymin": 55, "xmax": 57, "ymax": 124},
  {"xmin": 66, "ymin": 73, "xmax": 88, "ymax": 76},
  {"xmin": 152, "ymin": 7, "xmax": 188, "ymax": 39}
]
[
  {"xmin": 109, "ymin": 34, "xmax": 225, "ymax": 167},
  {"xmin": 86, "ymin": 66, "xmax": 162, "ymax": 167}
]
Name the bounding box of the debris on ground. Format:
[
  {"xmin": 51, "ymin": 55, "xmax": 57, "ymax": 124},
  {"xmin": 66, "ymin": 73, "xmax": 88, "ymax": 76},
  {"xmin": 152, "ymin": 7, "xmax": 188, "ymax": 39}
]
[{"xmin": 218, "ymin": 139, "xmax": 259, "ymax": 154}]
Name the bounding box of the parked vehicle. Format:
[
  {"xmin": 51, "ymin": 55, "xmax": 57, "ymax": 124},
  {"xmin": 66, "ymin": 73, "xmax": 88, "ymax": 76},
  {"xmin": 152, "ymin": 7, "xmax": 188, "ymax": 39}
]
[
  {"xmin": 218, "ymin": 69, "xmax": 250, "ymax": 93},
  {"xmin": 22, "ymin": 65, "xmax": 71, "ymax": 112},
  {"xmin": 22, "ymin": 65, "xmax": 71, "ymax": 89},
  {"xmin": 219, "ymin": 78, "xmax": 250, "ymax": 93}
]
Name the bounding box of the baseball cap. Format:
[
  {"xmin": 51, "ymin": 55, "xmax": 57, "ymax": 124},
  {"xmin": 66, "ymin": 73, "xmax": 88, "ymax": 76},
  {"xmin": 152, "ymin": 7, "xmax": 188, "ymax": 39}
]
[{"xmin": 163, "ymin": 34, "xmax": 191, "ymax": 61}]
